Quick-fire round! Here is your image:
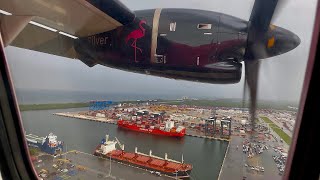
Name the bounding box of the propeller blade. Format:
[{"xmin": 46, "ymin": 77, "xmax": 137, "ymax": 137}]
[
  {"xmin": 244, "ymin": 0, "xmax": 281, "ymax": 131},
  {"xmin": 272, "ymin": 0, "xmax": 288, "ymax": 24},
  {"xmin": 244, "ymin": 60, "xmax": 260, "ymax": 132},
  {"xmin": 244, "ymin": 0, "xmax": 279, "ymax": 60},
  {"xmin": 242, "ymin": 73, "xmax": 247, "ymax": 109}
]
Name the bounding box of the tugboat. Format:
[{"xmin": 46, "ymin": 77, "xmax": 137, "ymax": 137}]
[{"xmin": 94, "ymin": 134, "xmax": 192, "ymax": 179}]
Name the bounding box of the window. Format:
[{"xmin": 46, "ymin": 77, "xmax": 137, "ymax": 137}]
[
  {"xmin": 0, "ymin": 1, "xmax": 318, "ymax": 180},
  {"xmin": 197, "ymin": 23, "xmax": 212, "ymax": 30},
  {"xmin": 169, "ymin": 22, "xmax": 176, "ymax": 31}
]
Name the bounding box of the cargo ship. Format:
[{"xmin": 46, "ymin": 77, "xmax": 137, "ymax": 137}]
[
  {"xmin": 118, "ymin": 120, "xmax": 186, "ymax": 137},
  {"xmin": 25, "ymin": 133, "xmax": 63, "ymax": 155},
  {"xmin": 94, "ymin": 135, "xmax": 192, "ymax": 179}
]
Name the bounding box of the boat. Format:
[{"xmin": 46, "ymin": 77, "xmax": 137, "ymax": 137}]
[
  {"xmin": 25, "ymin": 132, "xmax": 63, "ymax": 155},
  {"xmin": 117, "ymin": 119, "xmax": 186, "ymax": 137},
  {"xmin": 94, "ymin": 134, "xmax": 192, "ymax": 179}
]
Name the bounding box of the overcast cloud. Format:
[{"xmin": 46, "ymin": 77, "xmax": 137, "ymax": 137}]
[{"xmin": 5, "ymin": 0, "xmax": 317, "ymax": 102}]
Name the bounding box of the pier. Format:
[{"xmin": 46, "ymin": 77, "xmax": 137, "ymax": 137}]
[
  {"xmin": 53, "ymin": 112, "xmax": 230, "ymax": 142},
  {"xmin": 53, "ymin": 112, "xmax": 117, "ymax": 125}
]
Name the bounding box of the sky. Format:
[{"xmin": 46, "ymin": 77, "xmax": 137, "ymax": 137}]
[{"xmin": 5, "ymin": 0, "xmax": 317, "ymax": 102}]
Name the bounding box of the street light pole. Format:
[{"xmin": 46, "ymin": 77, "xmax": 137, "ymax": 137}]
[
  {"xmin": 175, "ymin": 170, "xmax": 178, "ymax": 180},
  {"xmin": 109, "ymin": 155, "xmax": 111, "ymax": 177}
]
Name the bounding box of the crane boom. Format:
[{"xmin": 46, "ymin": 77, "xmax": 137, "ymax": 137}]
[{"xmin": 115, "ymin": 137, "xmax": 124, "ymax": 150}]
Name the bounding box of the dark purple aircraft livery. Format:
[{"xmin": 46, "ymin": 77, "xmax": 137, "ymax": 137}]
[{"xmin": 74, "ymin": 8, "xmax": 300, "ymax": 84}]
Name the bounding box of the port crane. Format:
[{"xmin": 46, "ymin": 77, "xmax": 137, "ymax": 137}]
[{"xmin": 115, "ymin": 137, "xmax": 124, "ymax": 151}]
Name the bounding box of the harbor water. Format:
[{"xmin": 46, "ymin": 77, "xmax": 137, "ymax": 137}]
[{"xmin": 21, "ymin": 108, "xmax": 228, "ymax": 180}]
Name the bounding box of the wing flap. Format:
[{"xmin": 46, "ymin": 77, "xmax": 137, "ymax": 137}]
[
  {"xmin": 11, "ymin": 23, "xmax": 77, "ymax": 59},
  {"xmin": 0, "ymin": 0, "xmax": 124, "ymax": 37}
]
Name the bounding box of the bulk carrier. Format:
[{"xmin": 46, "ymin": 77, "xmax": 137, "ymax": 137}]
[{"xmin": 94, "ymin": 135, "xmax": 192, "ymax": 179}]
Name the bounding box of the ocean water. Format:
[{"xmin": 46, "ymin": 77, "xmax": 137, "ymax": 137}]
[{"xmin": 15, "ymin": 89, "xmax": 186, "ymax": 104}]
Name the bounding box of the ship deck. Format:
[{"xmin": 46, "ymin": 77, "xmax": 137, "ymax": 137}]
[{"xmin": 107, "ymin": 149, "xmax": 192, "ymax": 173}]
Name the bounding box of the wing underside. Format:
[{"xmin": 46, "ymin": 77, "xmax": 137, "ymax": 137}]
[{"xmin": 0, "ymin": 0, "xmax": 135, "ymax": 59}]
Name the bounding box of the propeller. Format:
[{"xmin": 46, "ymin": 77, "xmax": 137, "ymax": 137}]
[
  {"xmin": 243, "ymin": 0, "xmax": 281, "ymax": 132},
  {"xmin": 242, "ymin": 74, "xmax": 247, "ymax": 109},
  {"xmin": 272, "ymin": 0, "xmax": 288, "ymax": 24}
]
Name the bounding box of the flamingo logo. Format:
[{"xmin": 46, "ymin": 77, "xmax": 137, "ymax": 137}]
[{"xmin": 126, "ymin": 20, "xmax": 146, "ymax": 62}]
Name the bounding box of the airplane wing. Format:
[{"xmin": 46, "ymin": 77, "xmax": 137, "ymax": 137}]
[{"xmin": 0, "ymin": 0, "xmax": 135, "ymax": 59}]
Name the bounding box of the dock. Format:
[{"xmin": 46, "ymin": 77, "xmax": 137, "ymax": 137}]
[
  {"xmin": 53, "ymin": 112, "xmax": 230, "ymax": 142},
  {"xmin": 217, "ymin": 139, "xmax": 230, "ymax": 180},
  {"xmin": 53, "ymin": 112, "xmax": 117, "ymax": 125},
  {"xmin": 185, "ymin": 133, "xmax": 230, "ymax": 142},
  {"xmin": 33, "ymin": 150, "xmax": 173, "ymax": 180}
]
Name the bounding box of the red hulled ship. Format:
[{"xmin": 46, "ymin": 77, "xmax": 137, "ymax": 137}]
[
  {"xmin": 94, "ymin": 135, "xmax": 192, "ymax": 179},
  {"xmin": 117, "ymin": 120, "xmax": 186, "ymax": 137}
]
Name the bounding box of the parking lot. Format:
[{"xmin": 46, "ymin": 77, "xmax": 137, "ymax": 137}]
[{"xmin": 219, "ymin": 115, "xmax": 289, "ymax": 180}]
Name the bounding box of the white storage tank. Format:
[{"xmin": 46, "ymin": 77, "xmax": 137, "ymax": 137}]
[{"xmin": 96, "ymin": 113, "xmax": 106, "ymax": 118}]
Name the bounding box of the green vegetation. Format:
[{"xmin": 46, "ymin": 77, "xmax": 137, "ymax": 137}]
[
  {"xmin": 29, "ymin": 147, "xmax": 39, "ymax": 156},
  {"xmin": 165, "ymin": 99, "xmax": 298, "ymax": 111},
  {"xmin": 261, "ymin": 116, "xmax": 291, "ymax": 145},
  {"xmin": 20, "ymin": 102, "xmax": 89, "ymax": 111},
  {"xmin": 166, "ymin": 99, "xmax": 244, "ymax": 107},
  {"xmin": 19, "ymin": 98, "xmax": 297, "ymax": 112}
]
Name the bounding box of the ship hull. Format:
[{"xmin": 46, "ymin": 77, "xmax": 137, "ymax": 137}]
[
  {"xmin": 94, "ymin": 151, "xmax": 191, "ymax": 179},
  {"xmin": 117, "ymin": 120, "xmax": 185, "ymax": 137},
  {"xmin": 26, "ymin": 133, "xmax": 63, "ymax": 155}
]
